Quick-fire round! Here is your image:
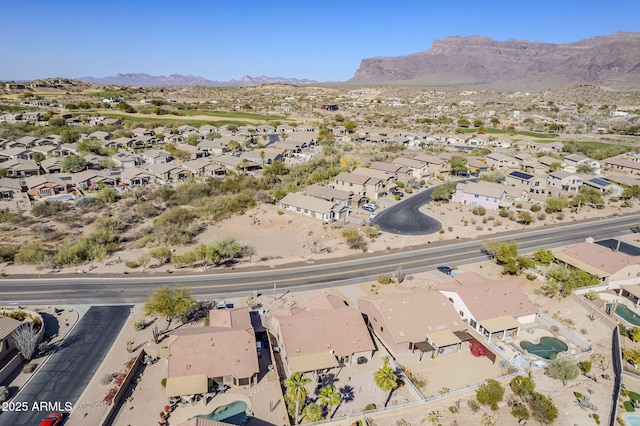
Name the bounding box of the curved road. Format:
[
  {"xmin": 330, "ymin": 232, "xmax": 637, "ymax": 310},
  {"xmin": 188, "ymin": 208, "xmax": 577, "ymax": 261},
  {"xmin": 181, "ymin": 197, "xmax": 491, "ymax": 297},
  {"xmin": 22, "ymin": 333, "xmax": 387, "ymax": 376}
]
[
  {"xmin": 0, "ymin": 214, "xmax": 638, "ymax": 304},
  {"xmin": 373, "ymin": 186, "xmax": 442, "ymax": 235}
]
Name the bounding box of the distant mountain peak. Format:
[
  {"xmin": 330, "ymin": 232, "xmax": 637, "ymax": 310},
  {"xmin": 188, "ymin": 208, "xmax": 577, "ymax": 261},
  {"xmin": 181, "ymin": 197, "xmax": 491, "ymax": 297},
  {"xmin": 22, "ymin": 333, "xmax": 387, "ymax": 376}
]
[
  {"xmin": 77, "ymin": 73, "xmax": 317, "ymax": 87},
  {"xmin": 350, "ymin": 32, "xmax": 640, "ymax": 90}
]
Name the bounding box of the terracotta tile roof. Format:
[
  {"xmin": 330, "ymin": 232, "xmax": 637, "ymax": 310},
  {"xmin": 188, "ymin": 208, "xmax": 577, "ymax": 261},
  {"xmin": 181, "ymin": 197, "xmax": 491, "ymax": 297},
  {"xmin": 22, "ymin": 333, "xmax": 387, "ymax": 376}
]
[
  {"xmin": 168, "ymin": 308, "xmax": 258, "ymax": 380},
  {"xmin": 438, "ymin": 272, "xmax": 537, "ymax": 321},
  {"xmin": 556, "ymin": 242, "xmax": 640, "ymax": 276},
  {"xmin": 0, "ymin": 316, "xmax": 22, "ymax": 340},
  {"xmin": 357, "ymin": 288, "xmax": 464, "ymax": 344},
  {"xmin": 272, "ymin": 295, "xmax": 374, "ymax": 358}
]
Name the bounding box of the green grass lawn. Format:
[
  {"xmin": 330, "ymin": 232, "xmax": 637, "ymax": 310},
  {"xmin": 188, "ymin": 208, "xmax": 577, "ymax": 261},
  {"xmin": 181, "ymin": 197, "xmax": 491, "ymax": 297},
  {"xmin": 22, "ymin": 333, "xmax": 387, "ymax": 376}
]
[
  {"xmin": 178, "ymin": 109, "xmax": 288, "ymax": 121},
  {"xmin": 624, "ymin": 400, "xmax": 635, "ymax": 412},
  {"xmin": 517, "ymin": 130, "xmax": 559, "ymax": 139},
  {"xmin": 458, "ymin": 128, "xmax": 558, "ymax": 138},
  {"xmin": 101, "ymin": 113, "xmax": 248, "ymax": 128}
]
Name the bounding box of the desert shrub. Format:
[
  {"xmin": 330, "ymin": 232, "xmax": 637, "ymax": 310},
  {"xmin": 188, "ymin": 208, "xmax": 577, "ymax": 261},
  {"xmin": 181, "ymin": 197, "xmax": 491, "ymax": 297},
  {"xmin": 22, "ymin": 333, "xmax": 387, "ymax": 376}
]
[
  {"xmin": 37, "ymin": 342, "xmax": 51, "ymax": 354},
  {"xmin": 472, "ymin": 206, "xmax": 487, "ymax": 216},
  {"xmin": 530, "ymin": 204, "xmax": 541, "ymax": 212},
  {"xmin": 584, "ymin": 291, "xmax": 599, "ymax": 301},
  {"xmin": 172, "ymin": 237, "xmax": 242, "ymax": 267},
  {"xmin": 556, "ymin": 212, "xmax": 565, "ymax": 220},
  {"xmin": 511, "ymin": 403, "xmax": 530, "ymax": 421},
  {"xmin": 394, "ymin": 195, "xmax": 401, "ymax": 201},
  {"xmin": 0, "ymin": 244, "xmax": 19, "ymax": 262},
  {"xmin": 194, "ymin": 192, "xmax": 256, "ymax": 222},
  {"xmin": 498, "ymin": 208, "xmax": 509, "ymax": 217},
  {"xmin": 405, "ymin": 187, "xmax": 413, "ymax": 194},
  {"xmin": 526, "ymin": 274, "xmax": 537, "ymax": 281},
  {"xmin": 467, "ymin": 399, "xmax": 480, "ymax": 412},
  {"xmin": 75, "ymin": 197, "xmax": 97, "ymax": 209},
  {"xmin": 125, "ymin": 261, "xmax": 139, "ymax": 268},
  {"xmin": 134, "ymin": 201, "xmax": 161, "ymax": 218},
  {"xmin": 0, "ymin": 208, "xmax": 25, "ymax": 224},
  {"xmin": 341, "ymin": 228, "xmax": 367, "ymax": 250},
  {"xmin": 5, "ymin": 310, "xmax": 28, "ymax": 321},
  {"xmin": 0, "ymin": 386, "xmax": 8, "ymax": 404},
  {"xmin": 377, "ymin": 274, "xmax": 392, "ymax": 284},
  {"xmin": 139, "ymin": 207, "xmax": 203, "ymax": 246},
  {"xmin": 363, "ymin": 403, "xmax": 376, "ymax": 411},
  {"xmin": 14, "ymin": 242, "xmax": 49, "ymax": 264},
  {"xmin": 22, "ymin": 363, "xmax": 37, "ymax": 374},
  {"xmin": 100, "ymin": 373, "xmax": 114, "ymax": 385},
  {"xmin": 579, "ymin": 360, "xmax": 592, "ymax": 374},
  {"xmin": 31, "ymin": 200, "xmax": 69, "ymax": 217}
]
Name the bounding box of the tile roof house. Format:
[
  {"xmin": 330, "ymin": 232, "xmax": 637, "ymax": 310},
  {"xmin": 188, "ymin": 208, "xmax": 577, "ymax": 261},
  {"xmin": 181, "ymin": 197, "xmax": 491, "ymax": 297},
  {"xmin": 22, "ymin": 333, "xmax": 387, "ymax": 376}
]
[
  {"xmin": 603, "ymin": 157, "xmax": 640, "ymax": 174},
  {"xmin": 0, "ymin": 316, "xmax": 23, "ymax": 366},
  {"xmin": 0, "ymin": 159, "xmax": 41, "ymax": 178},
  {"xmin": 303, "ymin": 184, "xmax": 357, "ymax": 207},
  {"xmin": 332, "ymin": 172, "xmax": 384, "ymax": 201},
  {"xmin": 357, "ymin": 288, "xmax": 468, "ymax": 358},
  {"xmin": 278, "ymin": 192, "xmax": 349, "ymax": 222},
  {"xmin": 368, "ymin": 161, "xmax": 413, "ymax": 184},
  {"xmin": 547, "ymin": 170, "xmax": 583, "ymax": 195},
  {"xmin": 505, "ymin": 170, "xmax": 547, "ymax": 194},
  {"xmin": 437, "ymin": 272, "xmax": 538, "ymax": 341},
  {"xmin": 392, "ymin": 157, "xmax": 430, "ymax": 180},
  {"xmin": 271, "ymin": 295, "xmax": 375, "ymax": 375},
  {"xmin": 452, "ymin": 182, "xmax": 508, "ymax": 210},
  {"xmin": 167, "ymin": 307, "xmax": 259, "ymax": 395},
  {"xmin": 25, "ymin": 175, "xmax": 73, "ymax": 199},
  {"xmin": 0, "ymin": 178, "xmax": 23, "ymax": 201},
  {"xmin": 555, "ymin": 241, "xmax": 640, "ymax": 287}
]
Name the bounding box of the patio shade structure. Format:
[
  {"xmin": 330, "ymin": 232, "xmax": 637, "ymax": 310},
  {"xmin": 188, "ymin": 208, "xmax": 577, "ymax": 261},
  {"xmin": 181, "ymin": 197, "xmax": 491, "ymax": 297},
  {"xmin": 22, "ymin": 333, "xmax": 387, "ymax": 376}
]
[
  {"xmin": 479, "ymin": 316, "xmax": 521, "ymax": 341},
  {"xmin": 165, "ymin": 374, "xmax": 208, "ymax": 398},
  {"xmin": 620, "ymin": 285, "xmax": 640, "ymax": 307},
  {"xmin": 427, "ymin": 329, "xmax": 462, "ymax": 358},
  {"xmin": 287, "ymin": 352, "xmax": 340, "ymax": 373}
]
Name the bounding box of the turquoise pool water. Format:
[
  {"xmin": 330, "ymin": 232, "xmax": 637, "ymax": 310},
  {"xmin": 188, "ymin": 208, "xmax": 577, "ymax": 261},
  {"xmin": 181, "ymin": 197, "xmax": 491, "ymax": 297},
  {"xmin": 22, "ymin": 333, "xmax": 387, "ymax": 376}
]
[
  {"xmin": 195, "ymin": 400, "xmax": 248, "ymax": 425},
  {"xmin": 627, "ymin": 415, "xmax": 640, "ymax": 426},
  {"xmin": 607, "ymin": 303, "xmax": 640, "ymax": 326},
  {"xmin": 520, "ymin": 336, "xmax": 568, "ymax": 359}
]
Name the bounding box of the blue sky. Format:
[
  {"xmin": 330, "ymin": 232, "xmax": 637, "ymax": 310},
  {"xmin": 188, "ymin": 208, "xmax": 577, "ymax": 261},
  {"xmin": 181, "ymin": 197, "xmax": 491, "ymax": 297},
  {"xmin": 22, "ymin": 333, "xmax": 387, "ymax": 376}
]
[{"xmin": 2, "ymin": 0, "xmax": 639, "ymax": 82}]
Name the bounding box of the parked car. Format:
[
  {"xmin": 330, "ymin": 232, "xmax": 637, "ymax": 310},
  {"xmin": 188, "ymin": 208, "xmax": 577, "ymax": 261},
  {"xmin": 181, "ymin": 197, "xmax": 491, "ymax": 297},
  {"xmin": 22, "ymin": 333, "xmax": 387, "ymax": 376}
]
[
  {"xmin": 357, "ymin": 356, "xmax": 368, "ymax": 364},
  {"xmin": 369, "ymin": 212, "xmax": 378, "ymax": 220},
  {"xmin": 40, "ymin": 413, "xmax": 63, "ymax": 426},
  {"xmin": 437, "ymin": 266, "xmax": 452, "ymax": 275},
  {"xmin": 392, "ymin": 191, "xmax": 404, "ymax": 198},
  {"xmin": 362, "ymin": 203, "xmax": 377, "ymax": 212}
]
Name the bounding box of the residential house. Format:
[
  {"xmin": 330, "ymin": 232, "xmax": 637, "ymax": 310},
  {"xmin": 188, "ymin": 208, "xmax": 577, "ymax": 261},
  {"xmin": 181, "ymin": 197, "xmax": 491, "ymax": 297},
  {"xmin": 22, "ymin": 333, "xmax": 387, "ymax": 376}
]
[
  {"xmin": 32, "ymin": 145, "xmax": 64, "ymax": 158},
  {"xmin": 120, "ymin": 167, "xmax": 155, "ymax": 186},
  {"xmin": 182, "ymin": 158, "xmax": 215, "ymax": 176},
  {"xmin": 175, "ymin": 143, "xmax": 207, "ymax": 160},
  {"xmin": 197, "ymin": 140, "xmax": 228, "ymax": 155},
  {"xmin": 413, "ymin": 154, "xmax": 451, "ymax": 177},
  {"xmin": 210, "ymin": 156, "xmax": 260, "ymax": 173},
  {"xmin": 547, "ymin": 170, "xmax": 583, "ymax": 195},
  {"xmin": 582, "ymin": 177, "xmax": 623, "ymax": 195},
  {"xmin": 111, "ymin": 153, "xmax": 143, "ymax": 169},
  {"xmin": 146, "ymin": 163, "xmax": 189, "ymax": 183},
  {"xmin": 603, "ymin": 157, "xmax": 640, "ymax": 175},
  {"xmin": 87, "ymin": 131, "xmax": 111, "ymax": 141},
  {"xmin": 303, "ymin": 184, "xmax": 358, "ymax": 207},
  {"xmin": 270, "ymin": 295, "xmax": 375, "ymax": 375},
  {"xmin": 555, "ymin": 241, "xmax": 640, "ymax": 287},
  {"xmin": 39, "ymin": 157, "xmax": 66, "ymax": 174},
  {"xmin": 25, "ymin": 175, "xmax": 72, "ymax": 199},
  {"xmin": 368, "ymin": 161, "xmax": 413, "ymax": 184},
  {"xmin": 0, "ymin": 159, "xmax": 40, "ymax": 177},
  {"xmin": 71, "ymin": 170, "xmax": 117, "ymax": 190},
  {"xmin": 332, "ymin": 172, "xmax": 384, "ymax": 201},
  {"xmin": 452, "ymin": 182, "xmax": 508, "ymax": 210},
  {"xmin": 167, "ymin": 307, "xmax": 259, "ymax": 396},
  {"xmin": 3, "ymin": 147, "xmax": 33, "ymax": 161},
  {"xmin": 505, "ymin": 170, "xmax": 546, "ymax": 194},
  {"xmin": 351, "ymin": 167, "xmax": 395, "ymax": 192},
  {"xmin": 537, "ymin": 156, "xmax": 562, "ymax": 171},
  {"xmin": 564, "ymin": 154, "xmax": 601, "ymax": 174},
  {"xmin": 357, "ymin": 288, "xmax": 469, "ymax": 359},
  {"xmin": 537, "ymin": 141, "xmax": 564, "ymax": 153},
  {"xmin": 437, "ymin": 272, "xmax": 538, "ymax": 342},
  {"xmin": 392, "ymin": 157, "xmax": 429, "ymax": 180},
  {"xmin": 0, "ymin": 316, "xmax": 23, "ymax": 369},
  {"xmin": 0, "ymin": 178, "xmax": 23, "ymax": 201},
  {"xmin": 484, "ymin": 153, "xmax": 519, "ymax": 170},
  {"xmin": 240, "ymin": 148, "xmax": 284, "ymax": 165},
  {"xmin": 141, "ymin": 149, "xmax": 172, "ymax": 165},
  {"xmin": 277, "ymin": 192, "xmax": 349, "ymax": 222}
]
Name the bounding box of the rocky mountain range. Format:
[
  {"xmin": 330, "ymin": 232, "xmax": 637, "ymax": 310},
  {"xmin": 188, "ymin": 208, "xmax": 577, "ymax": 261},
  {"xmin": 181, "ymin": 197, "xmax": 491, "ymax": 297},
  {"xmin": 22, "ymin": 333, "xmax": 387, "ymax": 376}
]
[
  {"xmin": 77, "ymin": 73, "xmax": 317, "ymax": 87},
  {"xmin": 349, "ymin": 31, "xmax": 640, "ymax": 90}
]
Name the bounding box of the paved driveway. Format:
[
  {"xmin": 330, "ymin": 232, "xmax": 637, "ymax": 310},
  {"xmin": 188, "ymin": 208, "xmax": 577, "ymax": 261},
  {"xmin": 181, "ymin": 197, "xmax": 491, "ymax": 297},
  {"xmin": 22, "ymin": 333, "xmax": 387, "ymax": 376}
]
[
  {"xmin": 372, "ymin": 186, "xmax": 442, "ymax": 235},
  {"xmin": 0, "ymin": 305, "xmax": 131, "ymax": 426}
]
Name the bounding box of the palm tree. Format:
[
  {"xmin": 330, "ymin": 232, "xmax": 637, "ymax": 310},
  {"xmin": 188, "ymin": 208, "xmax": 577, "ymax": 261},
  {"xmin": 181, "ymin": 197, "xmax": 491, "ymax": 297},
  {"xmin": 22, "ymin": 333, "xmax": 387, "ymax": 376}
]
[
  {"xmin": 284, "ymin": 372, "xmax": 310, "ymax": 424},
  {"xmin": 373, "ymin": 356, "xmax": 399, "ymax": 407},
  {"xmin": 318, "ymin": 384, "xmax": 342, "ymax": 418}
]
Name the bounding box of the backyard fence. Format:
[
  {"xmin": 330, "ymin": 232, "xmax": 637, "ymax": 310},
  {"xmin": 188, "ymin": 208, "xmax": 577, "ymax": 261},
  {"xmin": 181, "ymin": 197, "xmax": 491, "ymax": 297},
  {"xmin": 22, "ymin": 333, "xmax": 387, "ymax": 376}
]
[
  {"xmin": 611, "ymin": 328, "xmax": 622, "ymax": 426},
  {"xmin": 569, "ymin": 292, "xmax": 618, "ymax": 329},
  {"xmin": 536, "ymin": 312, "xmax": 592, "ymax": 354}
]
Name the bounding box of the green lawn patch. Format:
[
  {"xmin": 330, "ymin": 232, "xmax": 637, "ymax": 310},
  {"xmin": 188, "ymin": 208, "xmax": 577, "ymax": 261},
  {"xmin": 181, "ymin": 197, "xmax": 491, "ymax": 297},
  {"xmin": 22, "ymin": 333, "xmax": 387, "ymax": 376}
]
[
  {"xmin": 100, "ymin": 113, "xmax": 248, "ymax": 128},
  {"xmin": 628, "ymin": 391, "xmax": 640, "ymax": 401},
  {"xmin": 518, "ymin": 130, "xmax": 559, "ymax": 138},
  {"xmin": 624, "ymin": 400, "xmax": 635, "ymax": 412},
  {"xmin": 178, "ymin": 109, "xmax": 288, "ymax": 121}
]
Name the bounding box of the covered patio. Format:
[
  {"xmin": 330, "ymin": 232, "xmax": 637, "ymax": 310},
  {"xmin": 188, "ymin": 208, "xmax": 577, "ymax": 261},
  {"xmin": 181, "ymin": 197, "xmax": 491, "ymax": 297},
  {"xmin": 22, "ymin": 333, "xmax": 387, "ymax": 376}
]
[
  {"xmin": 479, "ymin": 316, "xmax": 521, "ymax": 342},
  {"xmin": 619, "ymin": 285, "xmax": 640, "ymax": 308},
  {"xmin": 165, "ymin": 374, "xmax": 208, "ymax": 406}
]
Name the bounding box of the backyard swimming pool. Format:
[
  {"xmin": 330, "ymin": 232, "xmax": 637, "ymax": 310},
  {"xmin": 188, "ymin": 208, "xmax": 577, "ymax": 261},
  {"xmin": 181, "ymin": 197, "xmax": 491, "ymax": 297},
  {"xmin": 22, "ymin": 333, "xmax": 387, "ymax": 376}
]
[
  {"xmin": 626, "ymin": 415, "xmax": 640, "ymax": 426},
  {"xmin": 607, "ymin": 303, "xmax": 640, "ymax": 326},
  {"xmin": 520, "ymin": 336, "xmax": 568, "ymax": 359},
  {"xmin": 195, "ymin": 400, "xmax": 248, "ymax": 425}
]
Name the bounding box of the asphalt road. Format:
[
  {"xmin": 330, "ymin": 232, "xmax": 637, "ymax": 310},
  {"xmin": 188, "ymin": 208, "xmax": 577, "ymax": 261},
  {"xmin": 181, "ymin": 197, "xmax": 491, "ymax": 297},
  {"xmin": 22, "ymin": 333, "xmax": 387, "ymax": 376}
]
[
  {"xmin": 0, "ymin": 306, "xmax": 131, "ymax": 426},
  {"xmin": 372, "ymin": 186, "xmax": 442, "ymax": 235},
  {"xmin": 0, "ymin": 214, "xmax": 638, "ymax": 304}
]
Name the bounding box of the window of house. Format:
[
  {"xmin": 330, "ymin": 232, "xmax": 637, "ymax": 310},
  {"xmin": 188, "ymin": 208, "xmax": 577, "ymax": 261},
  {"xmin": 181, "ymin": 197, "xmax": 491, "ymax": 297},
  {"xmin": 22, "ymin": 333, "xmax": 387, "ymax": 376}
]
[{"xmin": 474, "ymin": 194, "xmax": 479, "ymax": 198}]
